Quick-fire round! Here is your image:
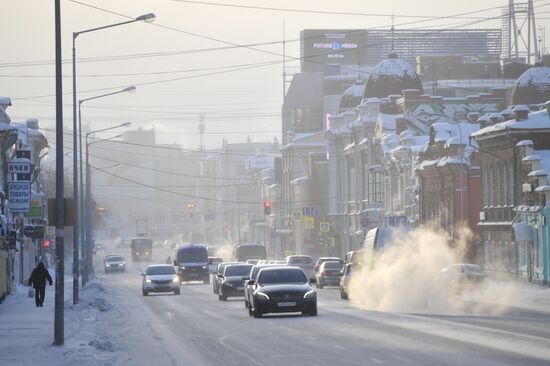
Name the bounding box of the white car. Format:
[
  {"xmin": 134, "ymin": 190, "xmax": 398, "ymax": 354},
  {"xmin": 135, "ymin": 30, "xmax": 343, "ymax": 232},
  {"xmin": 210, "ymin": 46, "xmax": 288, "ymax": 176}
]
[
  {"xmin": 141, "ymin": 264, "xmax": 180, "ymax": 296},
  {"xmin": 104, "ymin": 254, "xmax": 126, "ymax": 273}
]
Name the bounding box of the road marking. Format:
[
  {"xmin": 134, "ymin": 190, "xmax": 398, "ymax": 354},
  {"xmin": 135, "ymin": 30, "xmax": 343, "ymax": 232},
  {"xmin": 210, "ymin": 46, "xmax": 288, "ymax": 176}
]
[
  {"xmin": 370, "ymin": 358, "xmax": 383, "ymax": 364},
  {"xmin": 335, "ymin": 345, "xmax": 346, "ymax": 350}
]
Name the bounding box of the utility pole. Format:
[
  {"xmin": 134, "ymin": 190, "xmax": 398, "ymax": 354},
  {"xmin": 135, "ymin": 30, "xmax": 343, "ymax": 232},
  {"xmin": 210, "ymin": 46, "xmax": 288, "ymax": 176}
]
[{"xmin": 54, "ymin": 0, "xmax": 65, "ymax": 346}]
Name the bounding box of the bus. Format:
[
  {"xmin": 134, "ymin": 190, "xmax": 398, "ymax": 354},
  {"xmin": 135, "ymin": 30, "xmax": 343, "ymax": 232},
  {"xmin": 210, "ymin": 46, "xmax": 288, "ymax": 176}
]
[
  {"xmin": 174, "ymin": 244, "xmax": 210, "ymax": 284},
  {"xmin": 234, "ymin": 243, "xmax": 267, "ymax": 263},
  {"xmin": 130, "ymin": 236, "xmax": 153, "ymax": 261}
]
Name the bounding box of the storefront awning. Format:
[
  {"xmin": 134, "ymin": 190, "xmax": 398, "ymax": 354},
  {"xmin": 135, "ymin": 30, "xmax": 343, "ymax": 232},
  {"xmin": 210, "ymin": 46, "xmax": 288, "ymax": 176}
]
[{"xmin": 512, "ymin": 222, "xmax": 534, "ymax": 242}]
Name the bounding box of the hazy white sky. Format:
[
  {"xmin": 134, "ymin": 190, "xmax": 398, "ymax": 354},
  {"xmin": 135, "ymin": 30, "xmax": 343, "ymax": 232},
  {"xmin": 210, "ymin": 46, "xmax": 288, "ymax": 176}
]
[{"xmin": 2, "ymin": 0, "xmax": 548, "ymax": 148}]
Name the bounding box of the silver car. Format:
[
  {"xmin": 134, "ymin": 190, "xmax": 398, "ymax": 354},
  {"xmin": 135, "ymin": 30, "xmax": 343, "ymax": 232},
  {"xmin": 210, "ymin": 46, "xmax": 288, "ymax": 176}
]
[
  {"xmin": 104, "ymin": 254, "xmax": 126, "ymax": 273},
  {"xmin": 142, "ymin": 264, "xmax": 180, "ymax": 296}
]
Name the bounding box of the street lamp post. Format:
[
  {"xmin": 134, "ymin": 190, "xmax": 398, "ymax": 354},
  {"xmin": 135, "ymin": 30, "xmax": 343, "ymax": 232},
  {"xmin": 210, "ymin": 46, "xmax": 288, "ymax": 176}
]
[
  {"xmin": 85, "ymin": 123, "xmax": 131, "ymax": 280},
  {"xmin": 71, "ymin": 12, "xmax": 154, "ymax": 304},
  {"xmin": 78, "ymin": 87, "xmax": 135, "ymax": 287}
]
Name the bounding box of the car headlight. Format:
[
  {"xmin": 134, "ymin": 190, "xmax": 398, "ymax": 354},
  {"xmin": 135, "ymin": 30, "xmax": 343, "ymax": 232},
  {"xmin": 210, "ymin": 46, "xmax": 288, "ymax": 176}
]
[
  {"xmin": 223, "ymin": 281, "xmax": 233, "ymax": 287},
  {"xmin": 256, "ymin": 291, "xmax": 270, "ymax": 300},
  {"xmin": 145, "ymin": 252, "xmax": 149, "ymax": 255},
  {"xmin": 136, "ymin": 252, "xmax": 140, "ymax": 255},
  {"xmin": 202, "ymin": 265, "xmax": 208, "ymax": 269},
  {"xmin": 145, "ymin": 278, "xmax": 152, "ymax": 283},
  {"xmin": 172, "ymin": 277, "xmax": 180, "ymax": 283},
  {"xmin": 304, "ymin": 290, "xmax": 316, "ymax": 299},
  {"xmin": 180, "ymin": 266, "xmax": 186, "ymax": 270},
  {"xmin": 105, "ymin": 264, "xmax": 110, "ymax": 267}
]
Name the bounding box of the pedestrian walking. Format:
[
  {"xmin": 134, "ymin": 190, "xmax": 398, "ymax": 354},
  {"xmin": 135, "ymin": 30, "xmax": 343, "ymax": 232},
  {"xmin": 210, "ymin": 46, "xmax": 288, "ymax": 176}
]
[{"xmin": 28, "ymin": 262, "xmax": 53, "ymax": 307}]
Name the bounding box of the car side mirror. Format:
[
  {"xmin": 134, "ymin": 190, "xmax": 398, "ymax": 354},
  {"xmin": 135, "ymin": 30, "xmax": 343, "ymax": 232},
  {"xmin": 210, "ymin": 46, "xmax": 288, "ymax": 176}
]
[
  {"xmin": 173, "ymin": 260, "xmax": 177, "ymax": 266},
  {"xmin": 217, "ymin": 274, "xmax": 223, "ymax": 278},
  {"xmin": 310, "ymin": 278, "xmax": 316, "ymax": 284},
  {"xmin": 247, "ymin": 279, "xmax": 255, "ymax": 285},
  {"xmin": 339, "ymin": 270, "xmax": 344, "ymax": 276},
  {"xmin": 140, "ymin": 273, "xmax": 145, "ymax": 277}
]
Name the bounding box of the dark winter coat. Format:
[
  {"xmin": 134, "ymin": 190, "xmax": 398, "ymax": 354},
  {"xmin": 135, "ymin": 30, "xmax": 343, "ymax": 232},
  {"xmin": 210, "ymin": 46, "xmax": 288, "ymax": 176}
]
[{"xmin": 29, "ymin": 262, "xmax": 53, "ymax": 289}]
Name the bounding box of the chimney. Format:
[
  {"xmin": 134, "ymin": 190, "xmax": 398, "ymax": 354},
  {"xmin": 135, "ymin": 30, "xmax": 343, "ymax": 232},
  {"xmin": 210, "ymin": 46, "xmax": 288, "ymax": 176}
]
[
  {"xmin": 500, "ymin": 108, "xmax": 514, "ymax": 121},
  {"xmin": 467, "ymin": 112, "xmax": 480, "ymax": 123},
  {"xmin": 26, "ymin": 118, "xmax": 39, "ymax": 130},
  {"xmin": 402, "ymin": 89, "xmax": 422, "ymax": 100},
  {"xmin": 388, "ymin": 94, "xmax": 402, "ymax": 105},
  {"xmin": 478, "ymin": 115, "xmax": 490, "ymax": 129},
  {"xmin": 489, "ymin": 113, "xmax": 501, "ymax": 125},
  {"xmin": 395, "ymin": 118, "xmax": 408, "ymax": 134},
  {"xmin": 513, "ymin": 105, "xmax": 530, "ymax": 121}
]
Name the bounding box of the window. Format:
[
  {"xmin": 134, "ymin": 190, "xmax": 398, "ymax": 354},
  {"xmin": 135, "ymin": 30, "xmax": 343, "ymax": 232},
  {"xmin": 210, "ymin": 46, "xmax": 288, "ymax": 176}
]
[
  {"xmin": 368, "ymin": 172, "xmax": 384, "ymax": 204},
  {"xmin": 291, "ymin": 108, "xmax": 304, "ymax": 126}
]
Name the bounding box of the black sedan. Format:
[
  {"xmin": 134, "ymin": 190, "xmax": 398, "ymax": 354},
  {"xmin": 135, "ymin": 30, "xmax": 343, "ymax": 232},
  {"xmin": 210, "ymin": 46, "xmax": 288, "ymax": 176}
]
[
  {"xmin": 218, "ymin": 264, "xmax": 253, "ymax": 301},
  {"xmin": 248, "ymin": 266, "xmax": 317, "ymax": 318}
]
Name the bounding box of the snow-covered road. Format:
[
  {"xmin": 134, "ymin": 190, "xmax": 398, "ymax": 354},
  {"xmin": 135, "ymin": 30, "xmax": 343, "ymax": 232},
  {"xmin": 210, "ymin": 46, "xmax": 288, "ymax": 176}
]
[{"xmin": 4, "ymin": 245, "xmax": 550, "ymax": 365}]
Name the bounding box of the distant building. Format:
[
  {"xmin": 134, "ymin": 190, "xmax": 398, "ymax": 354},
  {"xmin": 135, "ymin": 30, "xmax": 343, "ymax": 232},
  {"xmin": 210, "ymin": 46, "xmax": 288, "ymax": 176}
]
[{"xmin": 511, "ymin": 63, "xmax": 550, "ymax": 106}]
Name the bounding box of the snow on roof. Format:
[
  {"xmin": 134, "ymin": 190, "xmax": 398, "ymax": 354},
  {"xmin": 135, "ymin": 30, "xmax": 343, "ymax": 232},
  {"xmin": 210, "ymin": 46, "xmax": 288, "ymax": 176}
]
[
  {"xmin": 516, "ymin": 66, "xmax": 550, "ymax": 87},
  {"xmin": 472, "ymin": 110, "xmax": 550, "ymax": 137},
  {"xmin": 535, "ymin": 185, "xmax": 550, "ymax": 193},
  {"xmin": 528, "ymin": 170, "xmax": 548, "ymax": 177},
  {"xmin": 431, "ymin": 122, "xmax": 479, "ymax": 144},
  {"xmin": 516, "ymin": 140, "xmax": 534, "ymax": 147},
  {"xmin": 370, "ymin": 58, "xmax": 417, "ymax": 80},
  {"xmin": 522, "ymin": 154, "xmax": 541, "ymax": 162},
  {"xmin": 535, "ymin": 149, "xmax": 550, "ymax": 174}
]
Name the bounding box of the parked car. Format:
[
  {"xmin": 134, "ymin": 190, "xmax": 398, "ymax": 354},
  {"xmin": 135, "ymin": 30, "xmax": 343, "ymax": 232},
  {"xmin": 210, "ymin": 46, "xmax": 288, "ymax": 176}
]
[
  {"xmin": 104, "ymin": 254, "xmax": 126, "ymax": 273},
  {"xmin": 433, "ymin": 263, "xmax": 486, "ymax": 294},
  {"xmin": 141, "ymin": 264, "xmax": 180, "ymax": 296},
  {"xmin": 244, "ymin": 264, "xmax": 283, "ymax": 309},
  {"xmin": 218, "ymin": 264, "xmax": 253, "ymax": 301},
  {"xmin": 315, "ymin": 260, "xmax": 343, "ymax": 288},
  {"xmin": 213, "ymin": 261, "xmax": 238, "ymax": 294},
  {"xmin": 248, "ymin": 266, "xmax": 317, "ymax": 318},
  {"xmin": 314, "ymin": 257, "xmax": 343, "ymax": 272},
  {"xmin": 286, "ymin": 255, "xmax": 315, "ymax": 280},
  {"xmin": 208, "ymin": 256, "xmax": 223, "ymax": 274},
  {"xmin": 339, "ymin": 263, "xmax": 358, "ymax": 299}
]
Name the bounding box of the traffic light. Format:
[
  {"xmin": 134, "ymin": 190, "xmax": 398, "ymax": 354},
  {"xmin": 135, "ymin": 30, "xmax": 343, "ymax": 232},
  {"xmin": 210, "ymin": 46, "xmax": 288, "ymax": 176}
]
[
  {"xmin": 43, "ymin": 239, "xmax": 51, "ymax": 249},
  {"xmin": 98, "ymin": 207, "xmax": 105, "ymax": 217},
  {"xmin": 263, "ymin": 200, "xmax": 272, "ymax": 215}
]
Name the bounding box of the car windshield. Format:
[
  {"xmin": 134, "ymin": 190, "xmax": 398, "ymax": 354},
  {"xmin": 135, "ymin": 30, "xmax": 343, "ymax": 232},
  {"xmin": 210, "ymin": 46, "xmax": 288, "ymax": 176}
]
[
  {"xmin": 258, "ymin": 269, "xmax": 307, "ymax": 284},
  {"xmin": 147, "ymin": 266, "xmax": 175, "ymax": 275},
  {"xmin": 288, "ymin": 257, "xmax": 313, "ymax": 265},
  {"xmin": 323, "ymin": 261, "xmax": 342, "ymax": 269},
  {"xmin": 177, "ymin": 248, "xmax": 207, "ymax": 263},
  {"xmin": 106, "ymin": 256, "xmax": 123, "ymax": 262},
  {"xmin": 224, "ymin": 265, "xmax": 253, "ymax": 277}
]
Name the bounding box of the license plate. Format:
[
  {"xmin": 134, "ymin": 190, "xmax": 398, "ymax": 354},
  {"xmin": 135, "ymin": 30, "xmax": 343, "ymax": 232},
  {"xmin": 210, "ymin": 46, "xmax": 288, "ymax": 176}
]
[
  {"xmin": 237, "ymin": 287, "xmax": 244, "ymax": 291},
  {"xmin": 188, "ymin": 273, "xmax": 198, "ymax": 277},
  {"xmin": 277, "ymin": 302, "xmax": 296, "ymax": 307}
]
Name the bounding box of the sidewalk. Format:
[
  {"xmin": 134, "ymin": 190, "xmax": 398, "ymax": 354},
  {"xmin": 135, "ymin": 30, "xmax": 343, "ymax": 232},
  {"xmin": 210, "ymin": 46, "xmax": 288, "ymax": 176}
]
[{"xmin": 0, "ymin": 269, "xmax": 117, "ymax": 366}]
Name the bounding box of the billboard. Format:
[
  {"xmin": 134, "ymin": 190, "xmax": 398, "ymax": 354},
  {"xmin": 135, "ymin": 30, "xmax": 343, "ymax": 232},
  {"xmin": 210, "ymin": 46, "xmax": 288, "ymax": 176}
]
[{"xmin": 300, "ymin": 29, "xmax": 367, "ymax": 73}]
